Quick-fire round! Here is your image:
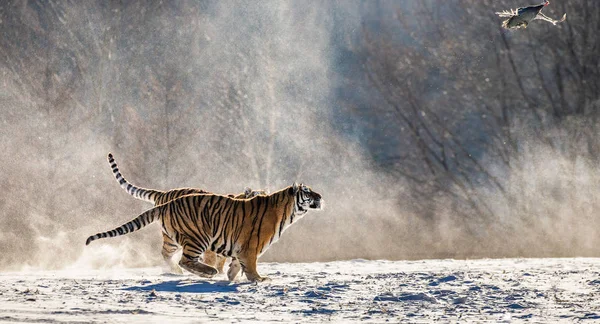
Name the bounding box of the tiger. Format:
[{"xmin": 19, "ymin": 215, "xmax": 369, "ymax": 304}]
[
  {"xmin": 86, "ymin": 183, "xmax": 323, "ymax": 282},
  {"xmin": 106, "ymin": 153, "xmax": 267, "ymax": 277}
]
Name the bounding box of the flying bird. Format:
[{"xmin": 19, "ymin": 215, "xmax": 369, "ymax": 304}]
[{"xmin": 496, "ymin": 0, "xmax": 566, "ymax": 29}]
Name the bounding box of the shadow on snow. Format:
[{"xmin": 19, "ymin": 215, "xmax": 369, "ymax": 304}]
[{"xmin": 123, "ymin": 280, "xmax": 244, "ymax": 293}]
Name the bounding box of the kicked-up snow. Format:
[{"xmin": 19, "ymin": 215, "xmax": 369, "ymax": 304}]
[{"xmin": 1, "ymin": 258, "xmax": 600, "ymax": 323}]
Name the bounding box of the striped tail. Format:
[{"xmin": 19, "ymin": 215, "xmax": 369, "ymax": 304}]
[
  {"xmin": 108, "ymin": 153, "xmax": 163, "ymax": 204},
  {"xmin": 85, "ymin": 207, "xmax": 162, "ymax": 245}
]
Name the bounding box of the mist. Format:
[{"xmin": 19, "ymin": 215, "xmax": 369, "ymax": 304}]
[{"xmin": 1, "ymin": 1, "xmax": 599, "ymax": 271}]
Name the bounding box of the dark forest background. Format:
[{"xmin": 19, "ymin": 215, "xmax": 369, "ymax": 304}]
[{"xmin": 1, "ymin": 0, "xmax": 599, "ymax": 270}]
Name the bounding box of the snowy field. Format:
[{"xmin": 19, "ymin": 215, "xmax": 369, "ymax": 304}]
[{"xmin": 1, "ymin": 258, "xmax": 600, "ymax": 323}]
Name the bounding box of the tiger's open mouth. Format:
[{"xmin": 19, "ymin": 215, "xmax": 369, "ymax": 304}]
[{"xmin": 310, "ymin": 199, "xmax": 323, "ymax": 210}]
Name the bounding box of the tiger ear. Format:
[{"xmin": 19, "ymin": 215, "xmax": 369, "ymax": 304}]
[
  {"xmin": 292, "ymin": 182, "xmax": 299, "ymax": 194},
  {"xmin": 244, "ymin": 187, "xmax": 252, "ymax": 196}
]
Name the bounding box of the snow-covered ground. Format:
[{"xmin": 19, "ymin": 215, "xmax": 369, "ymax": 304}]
[{"xmin": 1, "ymin": 258, "xmax": 600, "ymax": 323}]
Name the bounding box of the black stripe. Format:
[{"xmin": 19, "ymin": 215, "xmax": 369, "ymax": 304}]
[
  {"xmin": 278, "ymin": 209, "xmax": 286, "ymax": 239},
  {"xmin": 168, "ymin": 205, "xmax": 179, "ymax": 243},
  {"xmin": 255, "ymin": 199, "xmax": 269, "ymax": 251},
  {"xmin": 211, "ymin": 197, "xmax": 229, "ymax": 250},
  {"xmin": 232, "ymin": 200, "xmax": 245, "ymax": 245},
  {"xmin": 187, "ymin": 239, "xmax": 206, "ymax": 254},
  {"xmin": 177, "ymin": 197, "xmax": 206, "ymax": 248},
  {"xmin": 182, "ymin": 253, "xmax": 198, "ymax": 261},
  {"xmin": 164, "ymin": 241, "xmax": 178, "ymax": 248}
]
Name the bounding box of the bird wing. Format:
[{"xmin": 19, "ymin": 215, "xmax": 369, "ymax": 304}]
[
  {"xmin": 496, "ymin": 9, "xmax": 517, "ymax": 17},
  {"xmin": 517, "ymin": 4, "xmax": 544, "ymax": 15}
]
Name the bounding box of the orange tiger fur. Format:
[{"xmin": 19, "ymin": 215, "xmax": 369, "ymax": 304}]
[
  {"xmin": 86, "ymin": 183, "xmax": 323, "ymax": 282},
  {"xmin": 107, "ymin": 153, "xmax": 267, "ymax": 276}
]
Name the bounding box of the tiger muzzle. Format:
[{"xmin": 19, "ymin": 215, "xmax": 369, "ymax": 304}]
[{"xmin": 310, "ymin": 198, "xmax": 323, "ymax": 210}]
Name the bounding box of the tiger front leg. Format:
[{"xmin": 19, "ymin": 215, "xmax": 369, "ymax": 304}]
[
  {"xmin": 179, "ymin": 246, "xmax": 218, "ymax": 278},
  {"xmin": 227, "ymin": 258, "xmax": 242, "ymax": 281},
  {"xmin": 238, "ymin": 253, "xmax": 269, "ymax": 282}
]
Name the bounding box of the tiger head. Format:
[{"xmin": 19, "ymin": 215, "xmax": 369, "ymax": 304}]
[{"xmin": 292, "ymin": 182, "xmax": 323, "ymax": 213}]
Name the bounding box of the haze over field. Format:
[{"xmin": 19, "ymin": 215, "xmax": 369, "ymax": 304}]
[{"xmin": 0, "ymin": 0, "xmax": 599, "ymax": 272}]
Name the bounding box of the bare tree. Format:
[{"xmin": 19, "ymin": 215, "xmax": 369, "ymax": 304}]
[{"xmin": 341, "ymin": 0, "xmax": 600, "ymax": 255}]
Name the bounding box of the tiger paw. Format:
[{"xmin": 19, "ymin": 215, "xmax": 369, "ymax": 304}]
[
  {"xmin": 227, "ymin": 260, "xmax": 242, "ymax": 281},
  {"xmin": 179, "ymin": 260, "xmax": 218, "ymax": 278},
  {"xmin": 196, "ymin": 266, "xmax": 218, "ymax": 277},
  {"xmin": 249, "ymin": 276, "xmax": 271, "ymax": 283},
  {"xmin": 189, "ymin": 268, "xmax": 217, "ymax": 278}
]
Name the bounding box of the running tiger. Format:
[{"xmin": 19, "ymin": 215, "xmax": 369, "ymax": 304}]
[
  {"xmin": 86, "ymin": 183, "xmax": 323, "ymax": 282},
  {"xmin": 107, "ymin": 153, "xmax": 267, "ymax": 277}
]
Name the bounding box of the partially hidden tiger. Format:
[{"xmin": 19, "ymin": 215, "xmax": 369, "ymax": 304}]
[
  {"xmin": 106, "ymin": 153, "xmax": 268, "ymax": 279},
  {"xmin": 86, "ymin": 182, "xmax": 323, "ymax": 282}
]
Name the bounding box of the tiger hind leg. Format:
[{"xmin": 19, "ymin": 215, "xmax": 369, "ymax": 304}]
[
  {"xmin": 161, "ymin": 234, "xmax": 183, "ymax": 274},
  {"xmin": 201, "ymin": 251, "xmax": 227, "ymax": 274},
  {"xmin": 179, "ymin": 246, "xmax": 218, "ymax": 278},
  {"xmin": 179, "ymin": 257, "xmax": 219, "ymax": 278},
  {"xmin": 202, "ymin": 251, "xmax": 217, "ymax": 268}
]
